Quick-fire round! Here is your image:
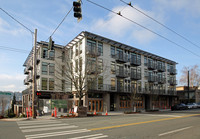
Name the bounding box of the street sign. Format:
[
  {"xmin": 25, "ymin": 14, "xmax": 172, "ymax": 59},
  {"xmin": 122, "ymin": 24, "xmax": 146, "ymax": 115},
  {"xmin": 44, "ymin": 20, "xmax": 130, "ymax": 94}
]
[{"xmin": 0, "ymin": 92, "xmax": 12, "ymax": 96}]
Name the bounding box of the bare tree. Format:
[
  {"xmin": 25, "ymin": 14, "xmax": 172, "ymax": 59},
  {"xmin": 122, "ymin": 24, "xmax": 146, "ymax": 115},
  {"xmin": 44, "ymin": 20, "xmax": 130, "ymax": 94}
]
[
  {"xmin": 54, "ymin": 47, "xmax": 109, "ymax": 107},
  {"xmin": 179, "ymin": 65, "xmax": 200, "ymax": 87}
]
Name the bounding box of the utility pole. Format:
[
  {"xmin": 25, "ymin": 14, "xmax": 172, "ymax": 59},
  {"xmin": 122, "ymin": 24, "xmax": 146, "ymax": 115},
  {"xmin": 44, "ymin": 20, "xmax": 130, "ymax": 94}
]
[
  {"xmin": 32, "ymin": 29, "xmax": 37, "ymax": 118},
  {"xmin": 188, "ymin": 70, "xmax": 190, "ymax": 103}
]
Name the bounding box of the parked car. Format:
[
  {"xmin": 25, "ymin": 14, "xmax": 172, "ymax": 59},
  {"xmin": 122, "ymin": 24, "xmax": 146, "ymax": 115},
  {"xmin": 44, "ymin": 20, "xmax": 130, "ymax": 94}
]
[
  {"xmin": 197, "ymin": 102, "xmax": 200, "ymax": 108},
  {"xmin": 192, "ymin": 103, "xmax": 198, "ymax": 109},
  {"xmin": 171, "ymin": 103, "xmax": 188, "ymax": 111},
  {"xmin": 186, "ymin": 103, "xmax": 193, "ymax": 109}
]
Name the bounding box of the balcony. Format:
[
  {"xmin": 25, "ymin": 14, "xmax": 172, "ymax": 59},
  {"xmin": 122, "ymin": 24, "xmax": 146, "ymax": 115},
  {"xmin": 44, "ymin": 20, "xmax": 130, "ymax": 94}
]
[
  {"xmin": 130, "ymin": 72, "xmax": 141, "ymax": 80},
  {"xmin": 130, "ymin": 59, "xmax": 141, "ymax": 66},
  {"xmin": 168, "ymin": 69, "xmax": 177, "ymax": 75},
  {"xmin": 158, "ymin": 89, "xmax": 166, "ymax": 95},
  {"xmin": 168, "ymin": 80, "xmax": 177, "ymax": 86},
  {"xmin": 24, "ymin": 78, "xmax": 29, "ymax": 85},
  {"xmin": 86, "ymin": 49, "xmax": 100, "ymax": 57},
  {"xmin": 88, "ymin": 84, "xmax": 114, "ymax": 92},
  {"xmin": 116, "ymin": 70, "xmax": 128, "ymax": 78},
  {"xmin": 115, "ymin": 54, "xmax": 126, "ymax": 63},
  {"xmin": 157, "ymin": 65, "xmax": 165, "ymax": 72},
  {"xmin": 148, "ymin": 76, "xmax": 157, "ymax": 82},
  {"xmin": 148, "ymin": 63, "xmax": 156, "ymax": 70},
  {"xmin": 28, "ymin": 64, "xmax": 33, "ymax": 70},
  {"xmin": 36, "ymin": 59, "xmax": 40, "ymax": 64},
  {"xmin": 167, "ymin": 90, "xmax": 177, "ymax": 95},
  {"xmin": 117, "ymin": 86, "xmax": 124, "ymax": 92},
  {"xmin": 157, "ymin": 77, "xmax": 166, "ymax": 84},
  {"xmin": 24, "ymin": 68, "xmax": 29, "ymax": 74},
  {"xmin": 28, "ymin": 74, "xmax": 33, "ymax": 82}
]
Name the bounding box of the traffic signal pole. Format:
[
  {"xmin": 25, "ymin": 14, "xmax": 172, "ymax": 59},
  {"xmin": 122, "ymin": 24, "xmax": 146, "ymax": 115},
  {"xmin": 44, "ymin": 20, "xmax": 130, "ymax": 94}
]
[{"xmin": 32, "ymin": 29, "xmax": 37, "ymax": 118}]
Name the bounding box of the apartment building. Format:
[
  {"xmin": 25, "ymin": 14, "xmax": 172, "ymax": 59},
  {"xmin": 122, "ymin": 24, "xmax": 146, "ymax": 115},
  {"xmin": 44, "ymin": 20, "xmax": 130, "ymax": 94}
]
[
  {"xmin": 66, "ymin": 31, "xmax": 177, "ymax": 112},
  {"xmin": 23, "ymin": 31, "xmax": 177, "ymax": 113},
  {"xmin": 22, "ymin": 42, "xmax": 70, "ymax": 114}
]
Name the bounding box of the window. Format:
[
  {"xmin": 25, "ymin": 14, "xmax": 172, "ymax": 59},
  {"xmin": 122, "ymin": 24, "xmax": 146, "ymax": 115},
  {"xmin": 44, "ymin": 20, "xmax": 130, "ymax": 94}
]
[
  {"xmin": 87, "ymin": 39, "xmax": 96, "ymax": 55},
  {"xmin": 76, "ymin": 45, "xmax": 78, "ymax": 56},
  {"xmin": 138, "ymin": 81, "xmax": 141, "ymax": 92},
  {"xmin": 42, "ymin": 48, "xmax": 48, "ymax": 59},
  {"xmin": 49, "ymin": 50, "xmax": 55, "ymax": 60},
  {"xmin": 144, "ymin": 56, "xmax": 147, "ymax": 66},
  {"xmin": 111, "ymin": 62, "xmax": 116, "ymax": 74},
  {"xmin": 111, "ymin": 46, "xmax": 115, "ymax": 58},
  {"xmin": 98, "ymin": 59, "xmax": 103, "ymax": 73},
  {"xmin": 49, "ymin": 78, "xmax": 54, "ymax": 90},
  {"xmin": 49, "ymin": 63, "xmax": 54, "ymax": 75},
  {"xmin": 98, "ymin": 42, "xmax": 103, "ymax": 56},
  {"xmin": 80, "ymin": 41, "xmax": 82, "ymax": 54},
  {"xmin": 79, "ymin": 58, "xmax": 82, "ymax": 72},
  {"xmin": 75, "ymin": 59, "xmax": 78, "ymax": 73},
  {"xmin": 42, "ymin": 78, "xmax": 47, "ymax": 90},
  {"xmin": 98, "ymin": 76, "xmax": 103, "ymax": 89},
  {"xmin": 71, "ymin": 48, "xmax": 73, "ymax": 59},
  {"xmin": 111, "ymin": 78, "xmax": 116, "ymax": 90},
  {"xmin": 62, "ymin": 80, "xmax": 65, "ymax": 91},
  {"xmin": 62, "ymin": 65, "xmax": 65, "ymax": 76},
  {"xmin": 42, "ymin": 62, "xmax": 48, "ymax": 75},
  {"xmin": 120, "ymin": 95, "xmax": 131, "ymax": 108}
]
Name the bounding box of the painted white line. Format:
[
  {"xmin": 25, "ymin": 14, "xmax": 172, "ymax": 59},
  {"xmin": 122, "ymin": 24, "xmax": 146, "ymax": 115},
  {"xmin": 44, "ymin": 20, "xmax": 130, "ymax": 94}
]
[
  {"xmin": 17, "ymin": 120, "xmax": 56, "ymax": 124},
  {"xmin": 25, "ymin": 129, "xmax": 90, "ymax": 139},
  {"xmin": 87, "ymin": 135, "xmax": 108, "ymax": 139},
  {"xmin": 17, "ymin": 121, "xmax": 61, "ymax": 126},
  {"xmin": 158, "ymin": 126, "xmax": 193, "ymax": 136},
  {"xmin": 19, "ymin": 123, "xmax": 68, "ymax": 129},
  {"xmin": 147, "ymin": 114, "xmax": 181, "ymax": 117},
  {"xmin": 22, "ymin": 125, "xmax": 78, "ymax": 133},
  {"xmin": 68, "ymin": 134, "xmax": 104, "ymax": 139}
]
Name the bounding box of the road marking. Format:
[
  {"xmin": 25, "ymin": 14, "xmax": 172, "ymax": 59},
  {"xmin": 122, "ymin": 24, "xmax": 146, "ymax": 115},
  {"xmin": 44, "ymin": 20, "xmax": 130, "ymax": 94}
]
[
  {"xmin": 145, "ymin": 114, "xmax": 181, "ymax": 117},
  {"xmin": 89, "ymin": 114, "xmax": 200, "ymax": 131},
  {"xmin": 158, "ymin": 126, "xmax": 193, "ymax": 136},
  {"xmin": 19, "ymin": 123, "xmax": 68, "ymax": 129},
  {"xmin": 87, "ymin": 135, "xmax": 108, "ymax": 139},
  {"xmin": 17, "ymin": 120, "xmax": 56, "ymax": 124},
  {"xmin": 25, "ymin": 129, "xmax": 90, "ymax": 139},
  {"xmin": 68, "ymin": 134, "xmax": 105, "ymax": 139},
  {"xmin": 17, "ymin": 121, "xmax": 61, "ymax": 126},
  {"xmin": 22, "ymin": 125, "xmax": 78, "ymax": 133}
]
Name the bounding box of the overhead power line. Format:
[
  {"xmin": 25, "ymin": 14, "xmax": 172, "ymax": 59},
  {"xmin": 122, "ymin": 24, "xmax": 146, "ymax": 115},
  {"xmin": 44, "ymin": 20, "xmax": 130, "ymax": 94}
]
[
  {"xmin": 0, "ymin": 7, "xmax": 34, "ymax": 34},
  {"xmin": 0, "ymin": 46, "xmax": 30, "ymax": 53},
  {"xmin": 86, "ymin": 0, "xmax": 200, "ymax": 58},
  {"xmin": 120, "ymin": 0, "xmax": 200, "ymax": 50},
  {"xmin": 46, "ymin": 6, "xmax": 73, "ymax": 41}
]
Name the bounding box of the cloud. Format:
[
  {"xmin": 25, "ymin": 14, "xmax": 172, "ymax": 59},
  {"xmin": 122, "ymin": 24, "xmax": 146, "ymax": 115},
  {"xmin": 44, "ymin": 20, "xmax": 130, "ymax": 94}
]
[
  {"xmin": 0, "ymin": 74, "xmax": 25, "ymax": 80},
  {"xmin": 91, "ymin": 5, "xmax": 163, "ymax": 44}
]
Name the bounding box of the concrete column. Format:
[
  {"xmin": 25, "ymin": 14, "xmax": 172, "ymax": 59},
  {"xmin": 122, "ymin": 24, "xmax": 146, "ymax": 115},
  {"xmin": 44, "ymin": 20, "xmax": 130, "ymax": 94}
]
[{"xmin": 103, "ymin": 93, "xmax": 110, "ymax": 112}]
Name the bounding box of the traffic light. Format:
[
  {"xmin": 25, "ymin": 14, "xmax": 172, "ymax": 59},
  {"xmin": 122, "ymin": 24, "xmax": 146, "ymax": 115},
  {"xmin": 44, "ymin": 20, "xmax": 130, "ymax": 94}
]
[{"xmin": 73, "ymin": 1, "xmax": 82, "ymax": 22}]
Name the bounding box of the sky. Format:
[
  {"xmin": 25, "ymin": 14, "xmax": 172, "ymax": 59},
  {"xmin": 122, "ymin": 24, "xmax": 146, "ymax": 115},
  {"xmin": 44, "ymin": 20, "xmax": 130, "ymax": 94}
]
[{"xmin": 0, "ymin": 0, "xmax": 200, "ymax": 92}]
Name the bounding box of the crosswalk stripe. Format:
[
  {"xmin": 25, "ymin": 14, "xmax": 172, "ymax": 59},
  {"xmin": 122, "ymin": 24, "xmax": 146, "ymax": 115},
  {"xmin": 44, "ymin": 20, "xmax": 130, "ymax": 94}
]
[
  {"xmin": 25, "ymin": 129, "xmax": 90, "ymax": 139},
  {"xmin": 68, "ymin": 134, "xmax": 104, "ymax": 139},
  {"xmin": 19, "ymin": 123, "xmax": 68, "ymax": 129},
  {"xmin": 22, "ymin": 125, "xmax": 78, "ymax": 133},
  {"xmin": 17, "ymin": 121, "xmax": 61, "ymax": 126},
  {"xmin": 87, "ymin": 135, "xmax": 108, "ymax": 139},
  {"xmin": 17, "ymin": 120, "xmax": 56, "ymax": 124}
]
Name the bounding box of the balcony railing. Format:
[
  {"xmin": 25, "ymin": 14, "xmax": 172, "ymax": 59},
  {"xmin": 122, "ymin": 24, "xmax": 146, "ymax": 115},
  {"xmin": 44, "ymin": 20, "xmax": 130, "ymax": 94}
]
[
  {"xmin": 28, "ymin": 74, "xmax": 33, "ymax": 82},
  {"xmin": 24, "ymin": 78, "xmax": 29, "ymax": 85},
  {"xmin": 24, "ymin": 68, "xmax": 29, "ymax": 74},
  {"xmin": 157, "ymin": 77, "xmax": 166, "ymax": 84},
  {"xmin": 27, "ymin": 64, "xmax": 33, "ymax": 70},
  {"xmin": 130, "ymin": 58, "xmax": 141, "ymax": 66},
  {"xmin": 148, "ymin": 63, "xmax": 156, "ymax": 70},
  {"xmin": 148, "ymin": 76, "xmax": 157, "ymax": 82},
  {"xmin": 115, "ymin": 54, "xmax": 127, "ymax": 63},
  {"xmin": 116, "ymin": 70, "xmax": 128, "ymax": 78},
  {"xmin": 88, "ymin": 84, "xmax": 116, "ymax": 92},
  {"xmin": 168, "ymin": 80, "xmax": 177, "ymax": 86},
  {"xmin": 130, "ymin": 72, "xmax": 141, "ymax": 80},
  {"xmin": 167, "ymin": 90, "xmax": 177, "ymax": 95},
  {"xmin": 168, "ymin": 69, "xmax": 177, "ymax": 75},
  {"xmin": 157, "ymin": 65, "xmax": 165, "ymax": 72},
  {"xmin": 86, "ymin": 48, "xmax": 100, "ymax": 57}
]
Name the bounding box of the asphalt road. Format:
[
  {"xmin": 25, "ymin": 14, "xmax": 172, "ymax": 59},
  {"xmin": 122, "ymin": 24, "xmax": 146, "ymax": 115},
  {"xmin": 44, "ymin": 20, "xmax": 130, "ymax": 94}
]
[{"xmin": 0, "ymin": 109, "xmax": 200, "ymax": 139}]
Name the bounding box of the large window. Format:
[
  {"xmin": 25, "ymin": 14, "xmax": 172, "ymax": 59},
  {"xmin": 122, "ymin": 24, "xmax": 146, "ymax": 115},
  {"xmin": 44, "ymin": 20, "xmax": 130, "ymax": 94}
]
[
  {"xmin": 98, "ymin": 59, "xmax": 103, "ymax": 73},
  {"xmin": 42, "ymin": 78, "xmax": 47, "ymax": 90},
  {"xmin": 49, "ymin": 50, "xmax": 55, "ymax": 60},
  {"xmin": 111, "ymin": 46, "xmax": 115, "ymax": 58},
  {"xmin": 111, "ymin": 78, "xmax": 116, "ymax": 90},
  {"xmin": 49, "ymin": 78, "xmax": 54, "ymax": 90},
  {"xmin": 98, "ymin": 42, "xmax": 103, "ymax": 56},
  {"xmin": 42, "ymin": 62, "xmax": 48, "ymax": 75},
  {"xmin": 98, "ymin": 76, "xmax": 103, "ymax": 89},
  {"xmin": 120, "ymin": 95, "xmax": 131, "ymax": 108},
  {"xmin": 111, "ymin": 62, "xmax": 116, "ymax": 74},
  {"xmin": 75, "ymin": 59, "xmax": 78, "ymax": 73},
  {"xmin": 49, "ymin": 63, "xmax": 55, "ymax": 75},
  {"xmin": 87, "ymin": 39, "xmax": 96, "ymax": 55}
]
